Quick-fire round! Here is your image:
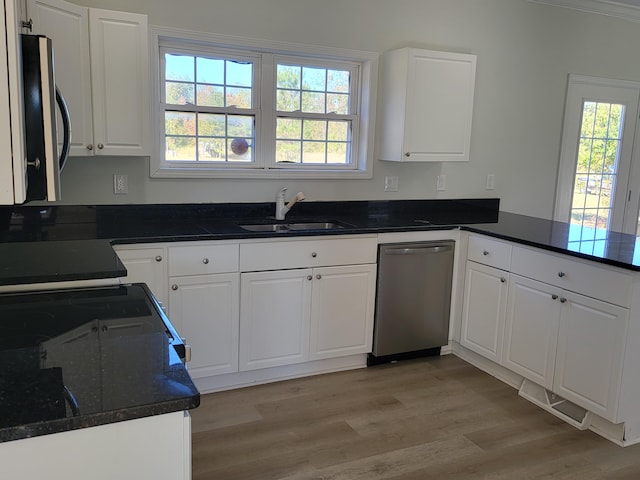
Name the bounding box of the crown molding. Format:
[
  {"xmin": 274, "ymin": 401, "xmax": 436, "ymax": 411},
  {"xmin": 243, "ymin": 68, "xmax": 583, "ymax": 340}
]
[{"xmin": 527, "ymin": 0, "xmax": 640, "ymax": 23}]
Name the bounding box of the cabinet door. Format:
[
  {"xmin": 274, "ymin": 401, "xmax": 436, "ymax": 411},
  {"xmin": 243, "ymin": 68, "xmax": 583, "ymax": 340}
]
[
  {"xmin": 309, "ymin": 264, "xmax": 376, "ymax": 360},
  {"xmin": 553, "ymin": 292, "xmax": 628, "ymax": 421},
  {"xmin": 503, "ymin": 274, "xmax": 561, "ymax": 389},
  {"xmin": 28, "ymin": 0, "xmax": 93, "ymax": 156},
  {"xmin": 115, "ymin": 247, "xmax": 167, "ymax": 305},
  {"xmin": 88, "ymin": 8, "xmax": 150, "ymax": 155},
  {"xmin": 460, "ymin": 261, "xmax": 508, "ymax": 363},
  {"xmin": 405, "ymin": 49, "xmax": 476, "ymax": 162},
  {"xmin": 169, "ymin": 273, "xmax": 240, "ymax": 378},
  {"xmin": 239, "ymin": 269, "xmax": 312, "ymax": 371}
]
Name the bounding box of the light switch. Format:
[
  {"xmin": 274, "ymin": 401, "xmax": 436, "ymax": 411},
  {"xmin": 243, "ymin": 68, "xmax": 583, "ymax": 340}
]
[
  {"xmin": 486, "ymin": 174, "xmax": 496, "ymax": 190},
  {"xmin": 437, "ymin": 175, "xmax": 446, "ymax": 191}
]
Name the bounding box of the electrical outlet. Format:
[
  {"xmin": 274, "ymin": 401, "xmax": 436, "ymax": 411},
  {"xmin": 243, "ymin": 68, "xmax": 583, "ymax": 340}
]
[
  {"xmin": 437, "ymin": 175, "xmax": 446, "ymax": 191},
  {"xmin": 486, "ymin": 174, "xmax": 496, "ymax": 190},
  {"xmin": 113, "ymin": 174, "xmax": 128, "ymax": 194},
  {"xmin": 384, "ymin": 175, "xmax": 398, "ymax": 192}
]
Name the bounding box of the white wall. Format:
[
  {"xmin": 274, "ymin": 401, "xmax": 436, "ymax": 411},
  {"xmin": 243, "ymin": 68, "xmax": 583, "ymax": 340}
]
[{"xmin": 56, "ymin": 0, "xmax": 640, "ymax": 218}]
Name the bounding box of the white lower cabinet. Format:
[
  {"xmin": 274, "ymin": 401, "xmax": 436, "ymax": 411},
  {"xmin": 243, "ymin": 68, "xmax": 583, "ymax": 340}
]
[
  {"xmin": 114, "ymin": 245, "xmax": 167, "ymax": 304},
  {"xmin": 460, "ymin": 261, "xmax": 508, "ymax": 363},
  {"xmin": 309, "ymin": 264, "xmax": 376, "ymax": 361},
  {"xmin": 0, "ymin": 412, "xmax": 192, "ymax": 480},
  {"xmin": 461, "ymin": 236, "xmax": 633, "ymax": 426},
  {"xmin": 169, "ymin": 273, "xmax": 240, "ymax": 377},
  {"xmin": 503, "ymin": 274, "xmax": 561, "ymax": 390},
  {"xmin": 553, "ymin": 291, "xmax": 628, "ymax": 420},
  {"xmin": 239, "ymin": 269, "xmax": 312, "ymax": 371}
]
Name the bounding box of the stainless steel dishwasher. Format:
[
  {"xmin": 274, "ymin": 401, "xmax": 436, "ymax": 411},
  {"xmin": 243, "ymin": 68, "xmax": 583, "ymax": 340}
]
[{"xmin": 368, "ymin": 241, "xmax": 455, "ymax": 365}]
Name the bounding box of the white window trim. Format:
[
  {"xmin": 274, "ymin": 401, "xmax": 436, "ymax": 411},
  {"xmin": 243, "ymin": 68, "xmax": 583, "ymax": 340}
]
[{"xmin": 150, "ymin": 25, "xmax": 378, "ymax": 179}]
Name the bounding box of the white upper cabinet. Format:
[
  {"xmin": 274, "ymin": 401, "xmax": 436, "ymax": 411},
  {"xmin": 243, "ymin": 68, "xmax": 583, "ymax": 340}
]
[
  {"xmin": 379, "ymin": 47, "xmax": 477, "ymax": 162},
  {"xmin": 27, "ymin": 0, "xmax": 150, "ymax": 156}
]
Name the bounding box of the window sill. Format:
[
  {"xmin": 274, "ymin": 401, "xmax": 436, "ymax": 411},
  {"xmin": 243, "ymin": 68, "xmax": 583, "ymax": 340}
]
[{"xmin": 150, "ymin": 165, "xmax": 373, "ymax": 180}]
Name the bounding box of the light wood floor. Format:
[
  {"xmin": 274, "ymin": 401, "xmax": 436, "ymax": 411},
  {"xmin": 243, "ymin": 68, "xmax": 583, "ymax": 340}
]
[{"xmin": 191, "ymin": 355, "xmax": 640, "ymax": 479}]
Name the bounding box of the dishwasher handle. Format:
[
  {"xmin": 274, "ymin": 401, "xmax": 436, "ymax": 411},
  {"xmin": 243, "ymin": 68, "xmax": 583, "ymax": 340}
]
[{"xmin": 383, "ymin": 245, "xmax": 453, "ymax": 255}]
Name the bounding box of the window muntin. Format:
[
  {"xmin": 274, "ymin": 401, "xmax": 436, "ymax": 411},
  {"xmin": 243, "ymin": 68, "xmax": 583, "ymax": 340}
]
[{"xmin": 161, "ymin": 48, "xmax": 257, "ymax": 164}]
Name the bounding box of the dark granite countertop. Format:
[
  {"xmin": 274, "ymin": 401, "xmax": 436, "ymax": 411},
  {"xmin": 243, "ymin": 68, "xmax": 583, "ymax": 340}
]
[
  {"xmin": 0, "ymin": 283, "xmax": 200, "ymax": 443},
  {"xmin": 2, "ymin": 199, "xmax": 640, "ymax": 282}
]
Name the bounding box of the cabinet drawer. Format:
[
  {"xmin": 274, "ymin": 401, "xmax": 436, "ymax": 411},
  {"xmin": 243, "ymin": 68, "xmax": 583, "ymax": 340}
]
[
  {"xmin": 240, "ymin": 236, "xmax": 377, "ymax": 271},
  {"xmin": 467, "ymin": 234, "xmax": 512, "ymax": 270},
  {"xmin": 169, "ymin": 243, "xmax": 239, "ymax": 276},
  {"xmin": 511, "ymin": 246, "xmax": 632, "ymax": 307}
]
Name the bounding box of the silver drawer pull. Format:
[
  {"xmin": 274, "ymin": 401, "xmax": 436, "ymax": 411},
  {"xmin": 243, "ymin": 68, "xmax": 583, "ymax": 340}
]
[
  {"xmin": 311, "ymin": 252, "xmax": 317, "ymax": 258},
  {"xmin": 500, "ymin": 277, "xmax": 506, "ymax": 283},
  {"xmin": 552, "ymin": 294, "xmax": 559, "ymax": 300},
  {"xmin": 558, "ymin": 271, "xmax": 566, "ymax": 278},
  {"xmin": 316, "ymin": 274, "xmax": 322, "ymax": 280},
  {"xmin": 171, "ymin": 284, "xmax": 178, "ymax": 291},
  {"xmin": 155, "ymin": 255, "xmax": 162, "ymax": 262},
  {"xmin": 560, "ymin": 297, "xmax": 567, "ymax": 303},
  {"xmin": 307, "ymin": 275, "xmax": 313, "ymax": 281},
  {"xmin": 483, "ymin": 250, "xmax": 489, "ymax": 256},
  {"xmin": 203, "ymin": 258, "xmax": 209, "ymax": 264}
]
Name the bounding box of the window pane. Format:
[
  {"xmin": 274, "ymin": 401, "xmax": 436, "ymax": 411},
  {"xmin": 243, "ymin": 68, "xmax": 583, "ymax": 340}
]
[
  {"xmin": 276, "ymin": 140, "xmax": 301, "ymax": 163},
  {"xmin": 228, "ymin": 138, "xmax": 252, "ymax": 161},
  {"xmin": 327, "ymin": 142, "xmax": 348, "ymax": 164},
  {"xmin": 227, "ymin": 87, "xmax": 252, "ymax": 108},
  {"xmin": 327, "ymin": 93, "xmax": 349, "ymax": 114},
  {"xmin": 227, "ymin": 60, "xmax": 252, "ymax": 87},
  {"xmin": 327, "ymin": 69, "xmax": 349, "ymax": 93},
  {"xmin": 165, "ymin": 112, "xmax": 196, "ymax": 135},
  {"xmin": 302, "ymin": 141, "xmax": 326, "ymax": 163},
  {"xmin": 165, "ymin": 54, "xmax": 194, "ymax": 82},
  {"xmin": 302, "ymin": 67, "xmax": 326, "ymax": 92},
  {"xmin": 199, "ymin": 139, "xmax": 225, "ymax": 160},
  {"xmin": 196, "ymin": 57, "xmax": 224, "ymax": 84},
  {"xmin": 228, "ymin": 115, "xmax": 253, "ymax": 137},
  {"xmin": 302, "ymin": 92, "xmax": 325, "ymax": 113},
  {"xmin": 196, "ymin": 84, "xmax": 224, "ymax": 107},
  {"xmin": 277, "ymin": 65, "xmax": 300, "ymax": 89},
  {"xmin": 276, "ymin": 118, "xmax": 302, "ymax": 139},
  {"xmin": 198, "ymin": 113, "xmax": 225, "ymax": 137},
  {"xmin": 166, "ymin": 82, "xmax": 194, "ymax": 105},
  {"xmin": 303, "ymin": 120, "xmax": 326, "ymax": 141},
  {"xmin": 277, "ymin": 90, "xmax": 300, "ymax": 112},
  {"xmin": 166, "ymin": 136, "xmax": 196, "ymax": 160},
  {"xmin": 327, "ymin": 121, "xmax": 349, "ymax": 141}
]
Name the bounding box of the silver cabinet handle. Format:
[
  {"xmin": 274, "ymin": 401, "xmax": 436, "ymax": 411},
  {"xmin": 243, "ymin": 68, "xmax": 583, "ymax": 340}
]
[
  {"xmin": 405, "ymin": 152, "xmax": 411, "ymax": 157},
  {"xmin": 483, "ymin": 250, "xmax": 490, "ymax": 256},
  {"xmin": 560, "ymin": 297, "xmax": 567, "ymax": 303},
  {"xmin": 22, "ymin": 19, "xmax": 33, "ymax": 31},
  {"xmin": 86, "ymin": 144, "xmax": 94, "ymax": 151},
  {"xmin": 97, "ymin": 143, "xmax": 104, "ymax": 149},
  {"xmin": 552, "ymin": 294, "xmax": 559, "ymax": 300},
  {"xmin": 307, "ymin": 275, "xmax": 312, "ymax": 281},
  {"xmin": 311, "ymin": 252, "xmax": 317, "ymax": 258},
  {"xmin": 155, "ymin": 255, "xmax": 162, "ymax": 262},
  {"xmin": 558, "ymin": 271, "xmax": 566, "ymax": 278},
  {"xmin": 500, "ymin": 277, "xmax": 506, "ymax": 283},
  {"xmin": 316, "ymin": 274, "xmax": 322, "ymax": 280},
  {"xmin": 203, "ymin": 258, "xmax": 209, "ymax": 264},
  {"xmin": 171, "ymin": 284, "xmax": 178, "ymax": 291}
]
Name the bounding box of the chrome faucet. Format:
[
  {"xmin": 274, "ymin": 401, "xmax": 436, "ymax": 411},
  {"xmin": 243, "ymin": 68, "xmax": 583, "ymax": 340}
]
[{"xmin": 275, "ymin": 187, "xmax": 305, "ymax": 220}]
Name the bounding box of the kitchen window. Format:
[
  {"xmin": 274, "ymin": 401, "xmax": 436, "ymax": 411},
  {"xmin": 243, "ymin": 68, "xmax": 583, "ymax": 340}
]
[{"xmin": 152, "ymin": 27, "xmax": 378, "ymax": 179}]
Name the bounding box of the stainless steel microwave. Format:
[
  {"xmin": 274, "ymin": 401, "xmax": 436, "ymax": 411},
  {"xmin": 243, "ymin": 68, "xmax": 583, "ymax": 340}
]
[{"xmin": 0, "ymin": 2, "xmax": 70, "ymax": 205}]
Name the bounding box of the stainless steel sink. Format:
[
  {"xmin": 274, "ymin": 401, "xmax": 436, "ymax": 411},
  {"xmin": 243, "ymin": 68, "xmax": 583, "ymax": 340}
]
[
  {"xmin": 286, "ymin": 222, "xmax": 345, "ymax": 230},
  {"xmin": 240, "ymin": 221, "xmax": 347, "ymax": 232}
]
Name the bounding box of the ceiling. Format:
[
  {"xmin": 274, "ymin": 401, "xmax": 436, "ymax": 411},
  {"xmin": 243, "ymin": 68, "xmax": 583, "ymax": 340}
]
[{"xmin": 529, "ymin": 0, "xmax": 640, "ymax": 22}]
